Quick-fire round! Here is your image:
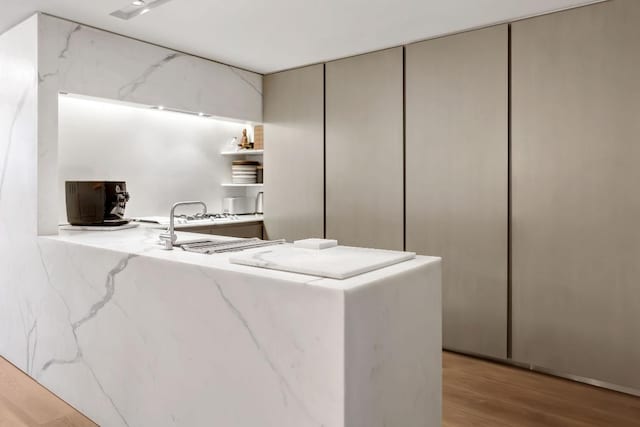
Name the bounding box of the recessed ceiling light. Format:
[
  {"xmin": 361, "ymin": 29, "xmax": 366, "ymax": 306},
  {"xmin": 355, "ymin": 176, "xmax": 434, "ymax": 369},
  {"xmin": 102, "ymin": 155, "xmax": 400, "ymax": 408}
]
[
  {"xmin": 157, "ymin": 105, "xmax": 164, "ymax": 110},
  {"xmin": 198, "ymin": 112, "xmax": 204, "ymax": 117},
  {"xmin": 110, "ymin": 0, "xmax": 174, "ymax": 20}
]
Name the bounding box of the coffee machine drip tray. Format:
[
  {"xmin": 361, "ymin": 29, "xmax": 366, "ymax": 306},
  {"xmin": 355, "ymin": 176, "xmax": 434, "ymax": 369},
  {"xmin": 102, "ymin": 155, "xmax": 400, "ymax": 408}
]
[{"xmin": 59, "ymin": 223, "xmax": 140, "ymax": 231}]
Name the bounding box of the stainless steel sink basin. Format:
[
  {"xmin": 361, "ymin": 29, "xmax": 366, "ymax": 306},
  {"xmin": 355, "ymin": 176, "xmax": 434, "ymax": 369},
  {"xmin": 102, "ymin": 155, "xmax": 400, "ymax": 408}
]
[{"xmin": 178, "ymin": 238, "xmax": 285, "ymax": 254}]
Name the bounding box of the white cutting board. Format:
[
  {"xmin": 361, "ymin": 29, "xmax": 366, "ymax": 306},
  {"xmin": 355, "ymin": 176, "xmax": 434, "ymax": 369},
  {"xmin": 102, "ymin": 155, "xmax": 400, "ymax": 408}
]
[{"xmin": 229, "ymin": 245, "xmax": 416, "ymax": 279}]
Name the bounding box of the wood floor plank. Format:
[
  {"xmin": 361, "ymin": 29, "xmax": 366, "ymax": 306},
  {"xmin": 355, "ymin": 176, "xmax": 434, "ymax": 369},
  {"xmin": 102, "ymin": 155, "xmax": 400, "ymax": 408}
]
[{"xmin": 0, "ymin": 395, "xmax": 31, "ymax": 427}]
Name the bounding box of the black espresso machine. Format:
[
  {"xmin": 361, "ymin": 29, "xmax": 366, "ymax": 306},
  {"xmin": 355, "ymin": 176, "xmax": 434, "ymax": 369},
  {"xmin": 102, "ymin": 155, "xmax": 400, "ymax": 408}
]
[{"xmin": 65, "ymin": 181, "xmax": 130, "ymax": 226}]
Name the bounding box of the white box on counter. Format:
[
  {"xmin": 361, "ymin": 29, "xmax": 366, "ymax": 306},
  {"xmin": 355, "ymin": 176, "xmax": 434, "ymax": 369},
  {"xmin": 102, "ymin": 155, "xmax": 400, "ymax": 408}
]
[{"xmin": 222, "ymin": 197, "xmax": 255, "ymax": 214}]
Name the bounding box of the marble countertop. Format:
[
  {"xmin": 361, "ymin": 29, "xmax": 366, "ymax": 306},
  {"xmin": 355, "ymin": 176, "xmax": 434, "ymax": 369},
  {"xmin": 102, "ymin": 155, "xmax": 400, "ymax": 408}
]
[{"xmin": 41, "ymin": 224, "xmax": 438, "ymax": 291}]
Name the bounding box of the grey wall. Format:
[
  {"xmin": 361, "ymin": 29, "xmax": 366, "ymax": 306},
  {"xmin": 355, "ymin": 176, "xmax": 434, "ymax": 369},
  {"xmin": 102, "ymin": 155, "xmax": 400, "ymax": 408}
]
[{"xmin": 0, "ymin": 11, "xmax": 48, "ymax": 400}]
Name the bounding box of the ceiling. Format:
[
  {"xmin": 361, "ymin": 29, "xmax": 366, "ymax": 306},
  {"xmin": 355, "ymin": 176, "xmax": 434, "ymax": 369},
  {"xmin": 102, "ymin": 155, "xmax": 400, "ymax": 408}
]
[{"xmin": 2, "ymin": 0, "xmax": 603, "ymax": 74}]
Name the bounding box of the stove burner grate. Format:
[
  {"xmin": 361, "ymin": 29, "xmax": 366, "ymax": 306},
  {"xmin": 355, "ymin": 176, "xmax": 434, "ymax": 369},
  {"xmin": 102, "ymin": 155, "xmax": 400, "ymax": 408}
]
[{"xmin": 174, "ymin": 212, "xmax": 239, "ymax": 221}]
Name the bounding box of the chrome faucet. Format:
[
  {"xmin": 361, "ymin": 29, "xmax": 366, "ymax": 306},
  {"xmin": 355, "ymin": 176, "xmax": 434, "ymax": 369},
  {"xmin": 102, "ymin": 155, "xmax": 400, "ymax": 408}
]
[{"xmin": 159, "ymin": 201, "xmax": 208, "ymax": 250}]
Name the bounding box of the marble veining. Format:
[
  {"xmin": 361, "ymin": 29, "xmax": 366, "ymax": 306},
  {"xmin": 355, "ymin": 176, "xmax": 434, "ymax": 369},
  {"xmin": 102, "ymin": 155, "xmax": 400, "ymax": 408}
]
[
  {"xmin": 18, "ymin": 304, "xmax": 38, "ymax": 376},
  {"xmin": 37, "ymin": 251, "xmax": 139, "ymax": 426},
  {"xmin": 38, "ymin": 14, "xmax": 262, "ymax": 121},
  {"xmin": 37, "ymin": 70, "xmax": 58, "ymax": 84},
  {"xmin": 0, "ymin": 84, "xmax": 32, "ymax": 201},
  {"xmin": 71, "ymin": 253, "xmax": 138, "ymax": 335},
  {"xmin": 117, "ymin": 52, "xmax": 183, "ymax": 100},
  {"xmin": 228, "ymin": 65, "xmax": 263, "ymax": 95},
  {"xmin": 29, "ymin": 236, "xmax": 342, "ymax": 425},
  {"xmin": 37, "ymin": 249, "xmax": 139, "ymax": 426},
  {"xmin": 36, "ymin": 23, "xmax": 80, "ymax": 84},
  {"xmin": 40, "ymin": 252, "xmax": 139, "ymax": 373},
  {"xmin": 210, "ymin": 274, "xmax": 317, "ymax": 424},
  {"xmin": 84, "ymin": 357, "xmax": 131, "ymax": 427},
  {"xmin": 58, "ymin": 24, "xmax": 81, "ymax": 59}
]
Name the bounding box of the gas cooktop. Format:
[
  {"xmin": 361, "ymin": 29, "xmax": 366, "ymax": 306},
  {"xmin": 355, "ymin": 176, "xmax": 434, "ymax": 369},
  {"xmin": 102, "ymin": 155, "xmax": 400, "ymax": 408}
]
[
  {"xmin": 135, "ymin": 213, "xmax": 241, "ymax": 226},
  {"xmin": 174, "ymin": 212, "xmax": 240, "ymax": 222}
]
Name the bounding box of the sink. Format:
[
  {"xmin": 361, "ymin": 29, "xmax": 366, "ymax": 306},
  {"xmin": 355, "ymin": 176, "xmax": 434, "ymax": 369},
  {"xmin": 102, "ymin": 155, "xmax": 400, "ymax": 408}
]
[{"xmin": 178, "ymin": 238, "xmax": 285, "ymax": 254}]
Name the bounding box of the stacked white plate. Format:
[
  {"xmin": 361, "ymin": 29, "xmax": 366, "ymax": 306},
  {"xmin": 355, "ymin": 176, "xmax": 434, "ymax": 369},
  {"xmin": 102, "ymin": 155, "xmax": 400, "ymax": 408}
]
[{"xmin": 232, "ymin": 160, "xmax": 260, "ymax": 184}]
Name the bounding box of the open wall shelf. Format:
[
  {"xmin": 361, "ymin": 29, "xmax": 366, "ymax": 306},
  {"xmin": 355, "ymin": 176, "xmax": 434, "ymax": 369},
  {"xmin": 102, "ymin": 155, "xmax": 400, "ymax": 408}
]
[{"xmin": 221, "ymin": 150, "xmax": 264, "ymax": 156}]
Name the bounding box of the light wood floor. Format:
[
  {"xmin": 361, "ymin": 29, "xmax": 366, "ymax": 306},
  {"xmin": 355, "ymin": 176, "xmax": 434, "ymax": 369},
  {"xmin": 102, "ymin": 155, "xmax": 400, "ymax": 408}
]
[
  {"xmin": 443, "ymin": 352, "xmax": 640, "ymax": 426},
  {"xmin": 0, "ymin": 357, "xmax": 96, "ymax": 427},
  {"xmin": 1, "ymin": 352, "xmax": 639, "ymax": 426}
]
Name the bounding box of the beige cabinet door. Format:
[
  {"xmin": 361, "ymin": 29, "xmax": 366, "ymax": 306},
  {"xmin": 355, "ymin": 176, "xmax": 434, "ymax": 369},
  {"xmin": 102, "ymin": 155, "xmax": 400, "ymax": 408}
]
[
  {"xmin": 211, "ymin": 222, "xmax": 263, "ymax": 239},
  {"xmin": 512, "ymin": 0, "xmax": 640, "ymax": 389},
  {"xmin": 325, "ymin": 48, "xmax": 404, "ymax": 250},
  {"xmin": 406, "ymin": 25, "xmax": 509, "ymax": 358},
  {"xmin": 263, "ymin": 65, "xmax": 324, "ymax": 242}
]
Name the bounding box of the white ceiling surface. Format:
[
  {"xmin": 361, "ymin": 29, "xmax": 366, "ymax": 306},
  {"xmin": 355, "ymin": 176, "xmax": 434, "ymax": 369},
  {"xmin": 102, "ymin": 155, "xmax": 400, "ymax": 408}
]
[{"xmin": 2, "ymin": 0, "xmax": 602, "ymax": 74}]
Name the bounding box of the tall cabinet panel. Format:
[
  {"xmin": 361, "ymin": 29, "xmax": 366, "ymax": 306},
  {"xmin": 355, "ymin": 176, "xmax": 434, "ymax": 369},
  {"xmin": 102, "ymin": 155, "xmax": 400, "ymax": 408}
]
[
  {"xmin": 263, "ymin": 65, "xmax": 325, "ymax": 241},
  {"xmin": 325, "ymin": 48, "xmax": 404, "ymax": 250},
  {"xmin": 405, "ymin": 25, "xmax": 509, "ymax": 358},
  {"xmin": 512, "ymin": 0, "xmax": 640, "ymax": 389}
]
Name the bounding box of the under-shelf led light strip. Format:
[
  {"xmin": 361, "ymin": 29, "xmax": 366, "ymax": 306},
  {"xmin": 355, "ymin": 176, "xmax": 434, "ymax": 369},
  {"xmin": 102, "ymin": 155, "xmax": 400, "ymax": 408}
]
[
  {"xmin": 59, "ymin": 92, "xmax": 247, "ymax": 125},
  {"xmin": 150, "ymin": 105, "xmax": 211, "ymax": 118}
]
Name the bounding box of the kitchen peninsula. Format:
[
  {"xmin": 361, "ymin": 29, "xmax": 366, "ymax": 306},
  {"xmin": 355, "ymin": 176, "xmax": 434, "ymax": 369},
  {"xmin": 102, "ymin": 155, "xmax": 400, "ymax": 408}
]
[
  {"xmin": 0, "ymin": 13, "xmax": 441, "ymax": 427},
  {"xmin": 32, "ymin": 226, "xmax": 442, "ymax": 426}
]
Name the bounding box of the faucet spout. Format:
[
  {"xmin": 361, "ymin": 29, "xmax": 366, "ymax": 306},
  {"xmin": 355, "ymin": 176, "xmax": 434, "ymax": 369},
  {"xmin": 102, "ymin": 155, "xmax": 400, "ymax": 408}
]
[{"xmin": 159, "ymin": 201, "xmax": 208, "ymax": 250}]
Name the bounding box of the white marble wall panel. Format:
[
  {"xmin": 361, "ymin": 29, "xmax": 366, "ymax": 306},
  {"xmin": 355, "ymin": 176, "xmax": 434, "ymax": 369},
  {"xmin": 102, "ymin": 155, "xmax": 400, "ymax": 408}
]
[
  {"xmin": 345, "ymin": 261, "xmax": 442, "ymax": 427},
  {"xmin": 32, "ymin": 237, "xmax": 344, "ymax": 427},
  {"xmin": 37, "ymin": 14, "xmax": 262, "ymax": 122},
  {"xmin": 0, "ymin": 15, "xmax": 42, "ymax": 376}
]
